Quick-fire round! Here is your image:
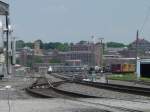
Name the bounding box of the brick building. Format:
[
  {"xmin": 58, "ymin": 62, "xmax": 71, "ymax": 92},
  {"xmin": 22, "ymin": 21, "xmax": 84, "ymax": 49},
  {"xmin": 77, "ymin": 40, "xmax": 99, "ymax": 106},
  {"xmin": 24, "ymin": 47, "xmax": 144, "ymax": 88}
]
[
  {"xmin": 34, "ymin": 40, "xmax": 43, "ymax": 56},
  {"xmin": 33, "ymin": 42, "xmax": 102, "ymax": 68},
  {"xmin": 70, "ymin": 42, "xmax": 102, "ymax": 66},
  {"xmin": 120, "ymin": 38, "xmax": 150, "ymax": 58},
  {"xmin": 55, "ymin": 42, "xmax": 103, "ymax": 66},
  {"xmin": 17, "ymin": 47, "xmax": 34, "ymax": 67},
  {"xmin": 129, "ymin": 38, "xmax": 150, "ymax": 51}
]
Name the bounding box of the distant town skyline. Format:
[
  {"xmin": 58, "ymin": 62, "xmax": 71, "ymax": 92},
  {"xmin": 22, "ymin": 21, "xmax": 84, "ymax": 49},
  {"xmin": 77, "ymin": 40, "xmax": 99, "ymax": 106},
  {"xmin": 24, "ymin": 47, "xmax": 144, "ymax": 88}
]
[{"xmin": 3, "ymin": 0, "xmax": 150, "ymax": 44}]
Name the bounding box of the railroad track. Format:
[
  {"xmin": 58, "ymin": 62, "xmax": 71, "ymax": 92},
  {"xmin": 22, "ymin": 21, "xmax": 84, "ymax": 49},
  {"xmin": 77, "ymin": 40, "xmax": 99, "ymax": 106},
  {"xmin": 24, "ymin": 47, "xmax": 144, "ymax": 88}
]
[
  {"xmin": 50, "ymin": 73, "xmax": 150, "ymax": 97},
  {"xmin": 26, "ymin": 85, "xmax": 143, "ymax": 112},
  {"xmin": 26, "ymin": 77, "xmax": 99, "ymax": 98},
  {"xmin": 136, "ymin": 80, "xmax": 150, "ymax": 86},
  {"xmin": 74, "ymin": 99, "xmax": 143, "ymax": 112},
  {"xmin": 26, "ymin": 75, "xmax": 149, "ymax": 102},
  {"xmin": 26, "ymin": 79, "xmax": 144, "ymax": 112},
  {"xmin": 77, "ymin": 81, "xmax": 150, "ymax": 96},
  {"xmin": 25, "ymin": 74, "xmax": 149, "ymax": 112}
]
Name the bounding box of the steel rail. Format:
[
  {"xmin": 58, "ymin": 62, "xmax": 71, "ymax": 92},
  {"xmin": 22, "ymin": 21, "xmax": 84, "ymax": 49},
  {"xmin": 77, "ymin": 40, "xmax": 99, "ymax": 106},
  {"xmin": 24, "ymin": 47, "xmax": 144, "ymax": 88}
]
[
  {"xmin": 26, "ymin": 79, "xmax": 99, "ymax": 98},
  {"xmin": 51, "ymin": 73, "xmax": 150, "ymax": 96}
]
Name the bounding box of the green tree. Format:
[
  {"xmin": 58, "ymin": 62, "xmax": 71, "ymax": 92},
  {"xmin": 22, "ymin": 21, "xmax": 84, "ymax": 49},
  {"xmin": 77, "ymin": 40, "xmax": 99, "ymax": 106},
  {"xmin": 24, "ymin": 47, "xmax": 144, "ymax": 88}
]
[
  {"xmin": 79, "ymin": 40, "xmax": 87, "ymax": 44},
  {"xmin": 16, "ymin": 58, "xmax": 20, "ymax": 64},
  {"xmin": 106, "ymin": 42, "xmax": 126, "ymax": 48},
  {"xmin": 49, "ymin": 59, "xmax": 61, "ymax": 63},
  {"xmin": 43, "ymin": 42, "xmax": 70, "ymax": 51},
  {"xmin": 56, "ymin": 43, "xmax": 69, "ymax": 51},
  {"xmin": 16, "ymin": 40, "xmax": 25, "ymax": 49},
  {"xmin": 25, "ymin": 42, "xmax": 34, "ymax": 49},
  {"xmin": 35, "ymin": 39, "xmax": 43, "ymax": 49},
  {"xmin": 34, "ymin": 56, "xmax": 43, "ymax": 63}
]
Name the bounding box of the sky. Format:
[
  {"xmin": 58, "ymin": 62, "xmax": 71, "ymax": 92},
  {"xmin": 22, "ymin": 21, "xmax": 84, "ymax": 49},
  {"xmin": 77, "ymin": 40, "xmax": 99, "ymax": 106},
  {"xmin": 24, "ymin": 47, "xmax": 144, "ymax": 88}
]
[{"xmin": 2, "ymin": 0, "xmax": 150, "ymax": 43}]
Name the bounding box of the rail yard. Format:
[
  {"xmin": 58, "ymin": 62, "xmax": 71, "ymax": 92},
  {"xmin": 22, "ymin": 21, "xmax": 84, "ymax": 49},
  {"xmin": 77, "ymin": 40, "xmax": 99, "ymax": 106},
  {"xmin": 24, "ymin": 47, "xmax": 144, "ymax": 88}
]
[
  {"xmin": 1, "ymin": 1, "xmax": 150, "ymax": 112},
  {"xmin": 23, "ymin": 72, "xmax": 150, "ymax": 111},
  {"xmin": 27, "ymin": 73, "xmax": 150, "ymax": 99},
  {"xmin": 0, "ymin": 71, "xmax": 150, "ymax": 112}
]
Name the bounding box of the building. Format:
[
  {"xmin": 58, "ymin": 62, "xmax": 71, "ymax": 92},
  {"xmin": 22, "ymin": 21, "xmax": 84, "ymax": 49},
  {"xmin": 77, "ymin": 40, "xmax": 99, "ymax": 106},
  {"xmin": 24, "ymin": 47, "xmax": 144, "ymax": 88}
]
[
  {"xmin": 69, "ymin": 42, "xmax": 102, "ymax": 66},
  {"xmin": 118, "ymin": 38, "xmax": 150, "ymax": 58},
  {"xmin": 103, "ymin": 46, "xmax": 136, "ymax": 68},
  {"xmin": 65, "ymin": 60, "xmax": 81, "ymax": 66},
  {"xmin": 33, "ymin": 42, "xmax": 103, "ymax": 70},
  {"xmin": 136, "ymin": 58, "xmax": 150, "ymax": 78},
  {"xmin": 34, "ymin": 40, "xmax": 43, "ymax": 56},
  {"xmin": 17, "ymin": 47, "xmax": 34, "ymax": 67},
  {"xmin": 103, "ymin": 57, "xmax": 135, "ymax": 66},
  {"xmin": 129, "ymin": 38, "xmax": 150, "ymax": 51}
]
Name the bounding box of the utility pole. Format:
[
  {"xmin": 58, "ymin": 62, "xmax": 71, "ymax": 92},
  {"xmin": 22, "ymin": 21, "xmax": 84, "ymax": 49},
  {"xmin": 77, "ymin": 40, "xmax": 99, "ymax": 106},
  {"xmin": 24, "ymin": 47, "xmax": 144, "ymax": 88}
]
[
  {"xmin": 0, "ymin": 1, "xmax": 10, "ymax": 75},
  {"xmin": 0, "ymin": 1, "xmax": 11, "ymax": 78},
  {"xmin": 5, "ymin": 15, "xmax": 9, "ymax": 75},
  {"xmin": 135, "ymin": 30, "xmax": 139, "ymax": 79}
]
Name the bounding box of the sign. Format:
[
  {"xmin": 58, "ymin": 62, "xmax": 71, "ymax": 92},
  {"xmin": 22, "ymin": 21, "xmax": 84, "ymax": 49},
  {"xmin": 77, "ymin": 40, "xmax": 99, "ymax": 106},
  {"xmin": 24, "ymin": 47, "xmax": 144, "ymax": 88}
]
[{"xmin": 0, "ymin": 1, "xmax": 9, "ymax": 15}]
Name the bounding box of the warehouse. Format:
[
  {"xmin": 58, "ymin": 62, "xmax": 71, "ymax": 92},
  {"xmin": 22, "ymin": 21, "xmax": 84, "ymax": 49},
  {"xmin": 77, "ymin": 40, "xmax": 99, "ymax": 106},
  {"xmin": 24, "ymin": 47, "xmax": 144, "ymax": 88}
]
[{"xmin": 137, "ymin": 58, "xmax": 150, "ymax": 78}]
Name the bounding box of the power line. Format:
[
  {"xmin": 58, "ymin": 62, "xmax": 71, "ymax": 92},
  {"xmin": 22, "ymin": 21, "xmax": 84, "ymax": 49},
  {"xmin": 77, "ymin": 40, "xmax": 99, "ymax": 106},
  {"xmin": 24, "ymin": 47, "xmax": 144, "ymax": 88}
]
[{"xmin": 139, "ymin": 7, "xmax": 150, "ymax": 35}]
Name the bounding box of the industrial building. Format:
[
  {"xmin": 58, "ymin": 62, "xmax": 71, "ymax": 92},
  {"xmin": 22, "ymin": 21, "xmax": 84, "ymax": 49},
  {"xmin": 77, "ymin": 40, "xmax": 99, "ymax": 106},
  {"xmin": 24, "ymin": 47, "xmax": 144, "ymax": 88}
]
[{"xmin": 136, "ymin": 58, "xmax": 150, "ymax": 78}]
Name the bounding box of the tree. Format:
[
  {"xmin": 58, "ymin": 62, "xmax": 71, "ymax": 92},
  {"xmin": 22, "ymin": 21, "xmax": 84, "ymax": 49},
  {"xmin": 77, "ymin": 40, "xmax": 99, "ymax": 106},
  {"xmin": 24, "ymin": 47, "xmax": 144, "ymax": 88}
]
[
  {"xmin": 16, "ymin": 58, "xmax": 20, "ymax": 64},
  {"xmin": 106, "ymin": 42, "xmax": 126, "ymax": 48},
  {"xmin": 55, "ymin": 43, "xmax": 69, "ymax": 51},
  {"xmin": 34, "ymin": 56, "xmax": 43, "ymax": 63},
  {"xmin": 35, "ymin": 39, "xmax": 43, "ymax": 49},
  {"xmin": 25, "ymin": 42, "xmax": 34, "ymax": 49},
  {"xmin": 16, "ymin": 40, "xmax": 25, "ymax": 49},
  {"xmin": 43, "ymin": 42, "xmax": 70, "ymax": 51},
  {"xmin": 49, "ymin": 59, "xmax": 61, "ymax": 63},
  {"xmin": 79, "ymin": 40, "xmax": 87, "ymax": 44}
]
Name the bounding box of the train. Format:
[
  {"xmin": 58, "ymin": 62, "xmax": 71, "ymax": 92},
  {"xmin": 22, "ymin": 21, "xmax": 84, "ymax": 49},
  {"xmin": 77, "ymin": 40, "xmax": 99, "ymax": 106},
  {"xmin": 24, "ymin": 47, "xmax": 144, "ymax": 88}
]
[
  {"xmin": 111, "ymin": 63, "xmax": 135, "ymax": 73},
  {"xmin": 47, "ymin": 64, "xmax": 135, "ymax": 74},
  {"xmin": 47, "ymin": 66, "xmax": 84, "ymax": 73}
]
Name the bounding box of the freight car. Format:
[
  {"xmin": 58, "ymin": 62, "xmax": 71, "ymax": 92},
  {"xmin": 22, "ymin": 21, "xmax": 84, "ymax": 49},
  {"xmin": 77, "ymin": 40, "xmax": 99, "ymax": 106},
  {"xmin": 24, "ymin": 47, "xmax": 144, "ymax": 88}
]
[
  {"xmin": 111, "ymin": 64, "xmax": 135, "ymax": 73},
  {"xmin": 111, "ymin": 64, "xmax": 122, "ymax": 73}
]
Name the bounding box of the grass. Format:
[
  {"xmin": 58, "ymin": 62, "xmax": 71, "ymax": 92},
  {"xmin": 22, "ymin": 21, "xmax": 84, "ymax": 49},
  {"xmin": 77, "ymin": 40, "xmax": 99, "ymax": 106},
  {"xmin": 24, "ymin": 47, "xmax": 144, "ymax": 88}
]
[
  {"xmin": 107, "ymin": 73, "xmax": 137, "ymax": 81},
  {"xmin": 140, "ymin": 77, "xmax": 150, "ymax": 82},
  {"xmin": 108, "ymin": 73, "xmax": 150, "ymax": 83}
]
